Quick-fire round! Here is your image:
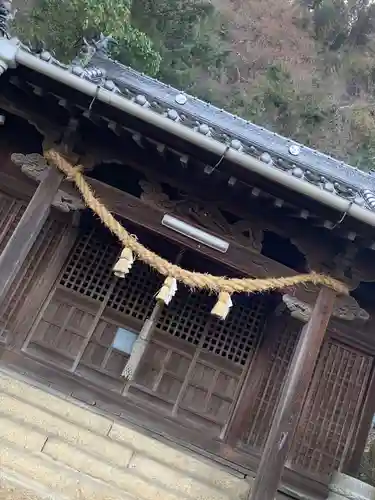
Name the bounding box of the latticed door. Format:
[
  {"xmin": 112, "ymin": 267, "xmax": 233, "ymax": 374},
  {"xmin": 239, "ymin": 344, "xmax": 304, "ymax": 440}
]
[
  {"xmin": 0, "ymin": 191, "xmax": 68, "ymax": 344},
  {"xmin": 24, "ymin": 222, "xmax": 160, "ymax": 372},
  {"xmin": 239, "ymin": 314, "xmax": 301, "ymax": 450},
  {"xmin": 132, "ymin": 284, "xmax": 268, "ymax": 435},
  {"xmin": 24, "ymin": 217, "xmax": 270, "ymax": 435},
  {"xmin": 288, "ymin": 340, "xmax": 372, "ymax": 480},
  {"xmin": 237, "ymin": 316, "xmax": 373, "ymax": 482}
]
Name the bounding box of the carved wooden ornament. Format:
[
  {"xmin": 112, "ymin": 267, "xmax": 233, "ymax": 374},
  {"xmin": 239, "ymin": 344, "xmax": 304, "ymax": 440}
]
[
  {"xmin": 282, "ymin": 294, "xmax": 369, "ymax": 323},
  {"xmin": 139, "ymin": 179, "xmax": 264, "ymax": 252},
  {"xmin": 11, "ymin": 153, "xmax": 85, "ymax": 212}
]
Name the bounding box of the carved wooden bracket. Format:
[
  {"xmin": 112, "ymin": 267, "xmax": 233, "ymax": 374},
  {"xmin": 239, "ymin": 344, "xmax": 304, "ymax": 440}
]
[
  {"xmin": 282, "ymin": 294, "xmax": 370, "ymax": 323},
  {"xmin": 139, "ymin": 179, "xmax": 264, "ymax": 252},
  {"xmin": 292, "ymin": 236, "xmax": 375, "ymax": 290},
  {"xmin": 11, "ymin": 153, "xmax": 85, "ymax": 212}
]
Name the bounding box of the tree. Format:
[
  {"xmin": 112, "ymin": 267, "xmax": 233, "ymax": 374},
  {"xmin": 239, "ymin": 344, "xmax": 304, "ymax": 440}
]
[
  {"xmin": 11, "ymin": 0, "xmax": 375, "ymax": 171},
  {"xmin": 131, "ymin": 0, "xmax": 231, "ymax": 89},
  {"xmin": 359, "ymin": 428, "xmax": 375, "ymax": 486},
  {"xmin": 12, "ymin": 0, "xmax": 161, "ymax": 75},
  {"xmin": 299, "ymin": 0, "xmax": 375, "ymax": 50}
]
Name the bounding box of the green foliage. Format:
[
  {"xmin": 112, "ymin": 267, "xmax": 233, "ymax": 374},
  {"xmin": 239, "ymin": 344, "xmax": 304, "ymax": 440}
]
[
  {"xmin": 302, "ymin": 0, "xmax": 375, "ymax": 50},
  {"xmin": 359, "ymin": 438, "xmax": 375, "ymax": 486},
  {"xmin": 131, "ymin": 0, "xmax": 231, "ymax": 89},
  {"xmin": 11, "ymin": 0, "xmax": 375, "ymax": 171},
  {"xmin": 13, "ymin": 0, "xmax": 161, "ymax": 75},
  {"xmin": 313, "ymin": 0, "xmax": 348, "ymax": 49}
]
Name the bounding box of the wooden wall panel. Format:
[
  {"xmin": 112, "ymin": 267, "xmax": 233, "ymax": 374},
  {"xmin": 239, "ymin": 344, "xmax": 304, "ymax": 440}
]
[
  {"xmin": 130, "ymin": 285, "xmax": 268, "ymax": 434},
  {"xmin": 29, "ymin": 288, "xmax": 97, "ymax": 360},
  {"xmin": 240, "ymin": 318, "xmax": 301, "ymax": 450},
  {"xmin": 0, "ymin": 193, "xmax": 25, "ymax": 342},
  {"xmin": 289, "ymin": 341, "xmax": 372, "ymax": 480},
  {"xmin": 0, "ymin": 190, "xmax": 69, "ymax": 344},
  {"xmin": 3, "ymin": 192, "xmax": 373, "ymax": 484},
  {"xmin": 25, "ymin": 219, "xmax": 269, "ymax": 436},
  {"xmin": 238, "ymin": 319, "xmax": 373, "ymax": 483}
]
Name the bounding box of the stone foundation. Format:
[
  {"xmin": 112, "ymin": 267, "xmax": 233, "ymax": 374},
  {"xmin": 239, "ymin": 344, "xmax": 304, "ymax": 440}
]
[
  {"xmin": 328, "ymin": 472, "xmax": 375, "ymax": 500},
  {"xmin": 0, "ymin": 368, "xmax": 250, "ymax": 500}
]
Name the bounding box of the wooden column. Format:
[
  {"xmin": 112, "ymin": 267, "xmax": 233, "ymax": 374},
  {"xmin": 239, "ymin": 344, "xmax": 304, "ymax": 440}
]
[
  {"xmin": 0, "ymin": 165, "xmax": 63, "ymax": 304},
  {"xmin": 248, "ymin": 286, "xmax": 337, "ymax": 500}
]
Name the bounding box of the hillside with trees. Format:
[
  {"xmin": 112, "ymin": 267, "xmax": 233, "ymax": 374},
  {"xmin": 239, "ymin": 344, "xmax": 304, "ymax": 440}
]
[{"xmin": 11, "ymin": 0, "xmax": 375, "ymax": 170}]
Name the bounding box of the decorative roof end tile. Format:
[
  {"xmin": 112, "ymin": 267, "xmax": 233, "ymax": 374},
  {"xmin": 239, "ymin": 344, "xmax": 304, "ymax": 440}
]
[
  {"xmin": 0, "ymin": 0, "xmax": 12, "ymax": 39},
  {"xmin": 289, "ymin": 144, "xmax": 301, "ymax": 156},
  {"xmin": 9, "ymin": 31, "xmax": 375, "ymax": 219},
  {"xmin": 363, "ymin": 190, "xmax": 375, "ymax": 211}
]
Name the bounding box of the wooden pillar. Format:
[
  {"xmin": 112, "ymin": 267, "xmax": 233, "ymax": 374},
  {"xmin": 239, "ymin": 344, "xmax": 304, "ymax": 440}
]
[
  {"xmin": 248, "ymin": 286, "xmax": 337, "ymax": 500},
  {"xmin": 0, "ymin": 165, "xmax": 63, "ymax": 304},
  {"xmin": 123, "ymin": 249, "xmax": 185, "ymax": 387}
]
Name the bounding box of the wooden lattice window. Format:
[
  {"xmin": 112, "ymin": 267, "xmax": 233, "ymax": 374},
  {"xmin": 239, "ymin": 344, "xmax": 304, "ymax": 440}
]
[
  {"xmin": 0, "ymin": 191, "xmax": 68, "ymax": 343},
  {"xmin": 27, "ymin": 222, "xmax": 163, "ymax": 371},
  {"xmin": 241, "ymin": 316, "xmax": 300, "ymax": 449},
  {"xmin": 203, "ymin": 295, "xmax": 266, "ymax": 365},
  {"xmin": 60, "ymin": 227, "xmax": 116, "ymax": 302},
  {"xmin": 79, "ymin": 262, "xmax": 162, "ymax": 379},
  {"xmin": 60, "ymin": 225, "xmax": 160, "ymax": 322},
  {"xmin": 0, "ymin": 194, "xmax": 25, "ymax": 253},
  {"xmin": 1, "ymin": 217, "xmax": 67, "ymax": 328},
  {"xmin": 26, "ymin": 220, "xmax": 270, "ymax": 435},
  {"xmin": 108, "ymin": 264, "xmax": 161, "ymax": 322},
  {"xmin": 132, "ymin": 285, "xmax": 269, "ymax": 432},
  {"xmin": 289, "ymin": 341, "xmax": 372, "ymax": 479},
  {"xmin": 157, "ymin": 289, "xmax": 267, "ymax": 366},
  {"xmin": 157, "ymin": 288, "xmax": 212, "ymax": 346},
  {"xmin": 0, "ymin": 194, "xmax": 25, "ymax": 341}
]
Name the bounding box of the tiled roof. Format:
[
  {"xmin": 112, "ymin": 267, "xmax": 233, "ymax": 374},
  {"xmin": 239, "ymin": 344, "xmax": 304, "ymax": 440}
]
[{"xmin": 4, "ymin": 24, "xmax": 375, "ymax": 217}]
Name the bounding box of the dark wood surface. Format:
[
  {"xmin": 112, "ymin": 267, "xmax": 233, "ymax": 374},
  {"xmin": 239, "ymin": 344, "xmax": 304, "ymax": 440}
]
[
  {"xmin": 0, "ymin": 148, "xmax": 322, "ymax": 304},
  {"xmin": 0, "ymin": 81, "xmax": 374, "ymax": 500},
  {"xmin": 342, "ymin": 364, "xmax": 375, "ymax": 475},
  {"xmin": 60, "ymin": 175, "xmax": 323, "ymax": 305},
  {"xmin": 248, "ymin": 286, "xmax": 337, "ymax": 500},
  {"xmin": 0, "ymin": 165, "xmax": 63, "ymax": 304},
  {"xmin": 14, "ymin": 223, "xmax": 78, "ymax": 346},
  {"xmin": 0, "ymin": 150, "xmax": 372, "ymax": 494},
  {"xmin": 288, "ymin": 339, "xmax": 372, "ymax": 480},
  {"xmin": 0, "ymin": 347, "xmax": 328, "ymax": 500},
  {"xmin": 0, "ymin": 192, "xmax": 370, "ymax": 491},
  {"xmin": 225, "ymin": 308, "xmax": 290, "ymax": 445}
]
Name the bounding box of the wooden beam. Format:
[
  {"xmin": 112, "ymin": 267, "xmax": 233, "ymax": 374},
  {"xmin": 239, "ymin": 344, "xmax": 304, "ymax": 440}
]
[
  {"xmin": 0, "ymin": 165, "xmax": 63, "ymax": 304},
  {"xmin": 248, "ymin": 286, "xmax": 337, "ymax": 500},
  {"xmin": 0, "ymin": 92, "xmax": 62, "ymax": 140},
  {"xmin": 6, "ymin": 149, "xmax": 300, "ymax": 285},
  {"xmin": 61, "ymin": 176, "xmax": 319, "ymax": 304}
]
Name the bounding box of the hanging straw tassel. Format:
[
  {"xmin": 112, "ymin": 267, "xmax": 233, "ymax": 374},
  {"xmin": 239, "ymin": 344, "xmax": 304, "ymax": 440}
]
[
  {"xmin": 113, "ymin": 247, "xmax": 134, "ymax": 278},
  {"xmin": 211, "ymin": 291, "xmax": 233, "ymax": 320},
  {"xmin": 156, "ymin": 276, "xmax": 177, "ymax": 305},
  {"xmin": 122, "ymin": 320, "xmax": 152, "ymax": 380}
]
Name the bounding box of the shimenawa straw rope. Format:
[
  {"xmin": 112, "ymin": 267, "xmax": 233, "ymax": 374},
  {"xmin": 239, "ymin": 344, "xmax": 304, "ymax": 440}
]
[{"xmin": 44, "ymin": 149, "xmax": 348, "ymax": 321}]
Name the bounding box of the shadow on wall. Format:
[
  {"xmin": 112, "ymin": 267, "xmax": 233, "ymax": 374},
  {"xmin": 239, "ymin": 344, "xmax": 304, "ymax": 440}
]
[{"xmin": 261, "ymin": 231, "xmax": 307, "ymax": 273}]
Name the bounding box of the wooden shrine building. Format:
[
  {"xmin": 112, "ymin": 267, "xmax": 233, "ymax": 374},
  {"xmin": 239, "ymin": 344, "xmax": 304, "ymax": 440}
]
[{"xmin": 1, "ymin": 8, "xmax": 375, "ymax": 500}]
